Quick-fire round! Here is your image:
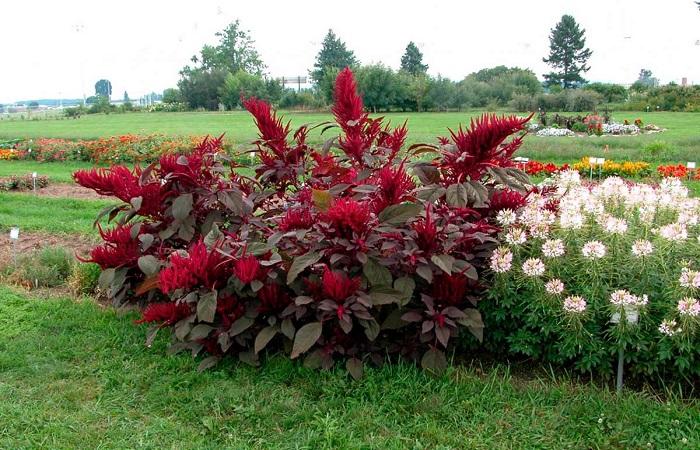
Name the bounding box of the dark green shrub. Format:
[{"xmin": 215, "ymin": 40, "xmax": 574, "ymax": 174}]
[
  {"xmin": 10, "ymin": 247, "xmax": 73, "ymax": 288},
  {"xmin": 68, "ymin": 262, "xmax": 102, "ymax": 295}
]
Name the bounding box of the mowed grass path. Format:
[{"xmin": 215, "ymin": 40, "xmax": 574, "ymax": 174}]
[
  {"xmin": 1, "ymin": 110, "xmax": 699, "ymax": 162},
  {"xmin": 0, "ymin": 286, "xmax": 697, "ymax": 449}
]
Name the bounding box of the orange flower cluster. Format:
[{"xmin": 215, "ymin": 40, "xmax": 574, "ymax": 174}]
[{"xmin": 657, "ymin": 164, "xmax": 700, "ymax": 180}]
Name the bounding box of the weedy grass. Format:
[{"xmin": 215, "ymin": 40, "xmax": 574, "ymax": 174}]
[
  {"xmin": 0, "ymin": 192, "xmax": 111, "ymax": 234},
  {"xmin": 0, "ymin": 285, "xmax": 697, "ymax": 449}
]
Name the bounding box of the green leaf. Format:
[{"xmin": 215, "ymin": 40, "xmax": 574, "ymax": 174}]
[
  {"xmin": 172, "ymin": 193, "xmax": 193, "ymax": 221},
  {"xmin": 312, "ymin": 189, "xmax": 332, "ymax": 212},
  {"xmin": 196, "ymin": 291, "xmax": 217, "ymax": 323},
  {"xmin": 416, "ymin": 265, "xmax": 433, "ymax": 283},
  {"xmin": 98, "ymin": 268, "xmax": 115, "ymax": 290},
  {"xmin": 446, "ymin": 183, "xmax": 468, "ymax": 208},
  {"xmin": 287, "ymin": 252, "xmax": 322, "ymax": 284},
  {"xmin": 204, "ymin": 223, "xmax": 223, "ymax": 248},
  {"xmin": 346, "ymin": 358, "xmax": 364, "ymax": 380},
  {"xmin": 281, "ymin": 318, "xmax": 295, "ymax": 339},
  {"xmin": 254, "ymin": 326, "xmax": 278, "ymax": 354},
  {"xmin": 291, "ymin": 322, "xmax": 322, "ymax": 359},
  {"xmin": 197, "ymin": 355, "xmax": 220, "ymax": 372},
  {"xmin": 229, "ymin": 316, "xmax": 254, "ymax": 337},
  {"xmin": 362, "ymin": 319, "xmax": 380, "ymax": 341},
  {"xmin": 421, "ymin": 348, "xmax": 447, "ymax": 375},
  {"xmin": 137, "ymin": 255, "xmax": 160, "ymax": 276},
  {"xmin": 457, "ymin": 309, "xmax": 484, "ymax": 342},
  {"xmin": 363, "ymin": 258, "xmax": 392, "ymax": 287},
  {"xmin": 378, "ymin": 202, "xmax": 423, "ymax": 225},
  {"xmin": 431, "ymin": 254, "xmax": 455, "ymax": 275},
  {"xmin": 189, "ymin": 324, "xmax": 215, "ymax": 340},
  {"xmin": 393, "ymin": 277, "xmax": 415, "ymax": 306},
  {"xmin": 369, "ymin": 287, "xmax": 403, "ymax": 306}
]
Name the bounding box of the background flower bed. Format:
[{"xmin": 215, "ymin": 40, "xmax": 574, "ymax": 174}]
[
  {"xmin": 0, "ymin": 174, "xmax": 49, "ymax": 191},
  {"xmin": 74, "ymin": 68, "xmax": 533, "ymax": 376},
  {"xmin": 3, "ymin": 134, "xmax": 235, "ymax": 164},
  {"xmin": 481, "ymin": 173, "xmax": 700, "ymax": 381}
]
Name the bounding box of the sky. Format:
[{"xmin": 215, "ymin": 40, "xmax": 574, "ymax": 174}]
[{"xmin": 1, "ymin": 0, "xmax": 699, "ymax": 103}]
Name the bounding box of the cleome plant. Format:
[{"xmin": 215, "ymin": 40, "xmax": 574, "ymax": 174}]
[
  {"xmin": 482, "ymin": 172, "xmax": 700, "ymax": 381},
  {"xmin": 74, "ymin": 68, "xmax": 532, "ymax": 376}
]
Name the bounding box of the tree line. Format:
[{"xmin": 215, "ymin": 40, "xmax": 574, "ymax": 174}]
[{"xmin": 156, "ymin": 9, "xmax": 700, "ymax": 113}]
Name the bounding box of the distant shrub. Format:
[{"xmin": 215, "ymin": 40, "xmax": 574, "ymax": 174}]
[
  {"xmin": 0, "ymin": 174, "xmax": 49, "ymax": 191},
  {"xmin": 10, "ymin": 247, "xmax": 73, "ymax": 288},
  {"xmin": 644, "ymin": 140, "xmax": 670, "ymax": 160},
  {"xmin": 68, "ymin": 262, "xmax": 102, "ymax": 295}
]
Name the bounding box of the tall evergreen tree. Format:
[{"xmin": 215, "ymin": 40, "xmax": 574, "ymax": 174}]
[
  {"xmin": 310, "ymin": 30, "xmax": 358, "ymax": 85},
  {"xmin": 542, "ymin": 15, "xmax": 592, "ymax": 89},
  {"xmin": 95, "ymin": 79, "xmax": 112, "ymax": 98},
  {"xmin": 400, "ymin": 41, "xmax": 428, "ymax": 75}
]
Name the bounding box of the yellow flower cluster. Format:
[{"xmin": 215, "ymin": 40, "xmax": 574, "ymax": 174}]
[{"xmin": 573, "ymin": 157, "xmax": 651, "ymax": 177}]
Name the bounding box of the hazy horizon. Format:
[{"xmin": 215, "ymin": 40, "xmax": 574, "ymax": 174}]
[{"xmin": 2, "ymin": 0, "xmax": 699, "ymax": 104}]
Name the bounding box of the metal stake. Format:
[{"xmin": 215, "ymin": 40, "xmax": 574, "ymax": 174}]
[{"xmin": 616, "ymin": 347, "xmax": 624, "ymax": 393}]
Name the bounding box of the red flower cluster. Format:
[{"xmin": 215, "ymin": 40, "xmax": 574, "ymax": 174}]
[
  {"xmin": 322, "ymin": 266, "xmax": 361, "ymax": 302},
  {"xmin": 517, "ymin": 160, "xmax": 569, "ymax": 176},
  {"xmin": 322, "ymin": 198, "xmax": 372, "ymax": 238},
  {"xmin": 79, "ymin": 224, "xmax": 142, "ymax": 269},
  {"xmin": 136, "ymin": 301, "xmax": 192, "ymax": 325},
  {"xmin": 440, "ymin": 113, "xmax": 532, "ymax": 183},
  {"xmin": 657, "ymin": 164, "xmax": 698, "ymax": 179},
  {"xmin": 159, "ymin": 241, "xmax": 229, "ymax": 293}
]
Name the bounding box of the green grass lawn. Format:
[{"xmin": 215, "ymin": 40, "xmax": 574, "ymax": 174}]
[
  {"xmin": 0, "ymin": 285, "xmax": 697, "ymax": 449},
  {"xmin": 0, "ymin": 192, "xmax": 111, "ymax": 234},
  {"xmin": 1, "ymin": 110, "xmax": 699, "ymax": 163}
]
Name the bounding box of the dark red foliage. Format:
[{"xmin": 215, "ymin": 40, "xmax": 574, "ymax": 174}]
[
  {"xmin": 76, "ymin": 67, "xmax": 532, "ymax": 375},
  {"xmin": 431, "ymin": 274, "xmax": 469, "ymax": 306},
  {"xmin": 136, "ymin": 301, "xmax": 192, "ymax": 325}
]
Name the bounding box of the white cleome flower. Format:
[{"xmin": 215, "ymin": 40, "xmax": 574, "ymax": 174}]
[
  {"xmin": 542, "ymin": 239, "xmax": 565, "ymax": 258},
  {"xmin": 679, "ymin": 268, "xmax": 700, "ymax": 289},
  {"xmin": 496, "ymin": 209, "xmax": 518, "ymax": 227},
  {"xmin": 489, "ymin": 247, "xmax": 513, "ymax": 273},
  {"xmin": 677, "ymin": 297, "xmax": 700, "ymax": 317},
  {"xmin": 563, "ymin": 295, "xmax": 587, "ymax": 313},
  {"xmin": 505, "ymin": 228, "xmax": 528, "ymax": 246},
  {"xmin": 631, "ymin": 240, "xmax": 654, "ymax": 257},
  {"xmin": 545, "ymin": 279, "xmax": 565, "ymax": 295},
  {"xmin": 658, "ymin": 319, "xmax": 681, "ymax": 336},
  {"xmin": 522, "ymin": 258, "xmax": 546, "ymax": 277},
  {"xmin": 581, "ymin": 241, "xmax": 607, "ymax": 260},
  {"xmin": 657, "ymin": 223, "xmax": 688, "ymax": 242}
]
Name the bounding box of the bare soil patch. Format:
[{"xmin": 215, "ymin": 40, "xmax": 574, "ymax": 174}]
[
  {"xmin": 0, "ymin": 231, "xmax": 98, "ymax": 268},
  {"xmin": 7, "ymin": 184, "xmax": 105, "ymax": 200}
]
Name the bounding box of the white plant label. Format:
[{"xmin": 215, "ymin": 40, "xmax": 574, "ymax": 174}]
[
  {"xmin": 589, "ymin": 157, "xmax": 597, "ymax": 165},
  {"xmin": 596, "ymin": 158, "xmax": 605, "ymax": 165},
  {"xmin": 32, "ymin": 172, "xmax": 37, "ymax": 178},
  {"xmin": 688, "ymin": 162, "xmax": 696, "ymax": 169},
  {"xmin": 10, "ymin": 227, "xmax": 20, "ymax": 240}
]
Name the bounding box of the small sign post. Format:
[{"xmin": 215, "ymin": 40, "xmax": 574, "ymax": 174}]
[
  {"xmin": 32, "ymin": 172, "xmax": 38, "ymax": 195},
  {"xmin": 9, "ymin": 227, "xmax": 19, "ymax": 264},
  {"xmin": 688, "ymin": 162, "xmax": 696, "ymax": 180},
  {"xmin": 588, "ymin": 157, "xmax": 596, "ymax": 180},
  {"xmin": 596, "ymin": 158, "xmax": 605, "ymax": 180},
  {"xmin": 611, "ymin": 306, "xmax": 639, "ymax": 393}
]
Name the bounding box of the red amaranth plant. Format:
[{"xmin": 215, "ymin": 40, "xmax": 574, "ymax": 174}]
[{"xmin": 76, "ymin": 67, "xmax": 532, "ymax": 376}]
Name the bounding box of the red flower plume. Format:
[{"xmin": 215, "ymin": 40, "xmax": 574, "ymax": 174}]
[
  {"xmin": 136, "ymin": 301, "xmax": 192, "ymax": 325},
  {"xmin": 322, "ymin": 266, "xmax": 361, "ymax": 302},
  {"xmin": 159, "ymin": 241, "xmax": 229, "ymax": 294},
  {"xmin": 323, "ymin": 198, "xmax": 371, "ymax": 238}
]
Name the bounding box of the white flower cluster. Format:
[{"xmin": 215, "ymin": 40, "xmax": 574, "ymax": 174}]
[
  {"xmin": 545, "ymin": 279, "xmax": 565, "ymax": 295},
  {"xmin": 658, "ymin": 319, "xmax": 681, "ymax": 336},
  {"xmin": 522, "ymin": 258, "xmax": 546, "ymax": 277},
  {"xmin": 677, "ymin": 297, "xmax": 700, "ymax": 317},
  {"xmin": 563, "ymin": 295, "xmax": 587, "ymax": 313},
  {"xmin": 631, "ymin": 239, "xmax": 654, "ymax": 257},
  {"xmin": 536, "ymin": 127, "xmax": 576, "ymax": 137},
  {"xmin": 542, "ymin": 239, "xmax": 565, "ymax": 258},
  {"xmin": 679, "ymin": 267, "xmax": 700, "ymax": 289},
  {"xmin": 490, "ymin": 247, "xmax": 513, "ymax": 273},
  {"xmin": 601, "ymin": 123, "xmax": 640, "ymax": 135},
  {"xmin": 582, "ymin": 241, "xmax": 607, "ymax": 259},
  {"xmin": 609, "ymin": 289, "xmax": 649, "ymax": 307}
]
